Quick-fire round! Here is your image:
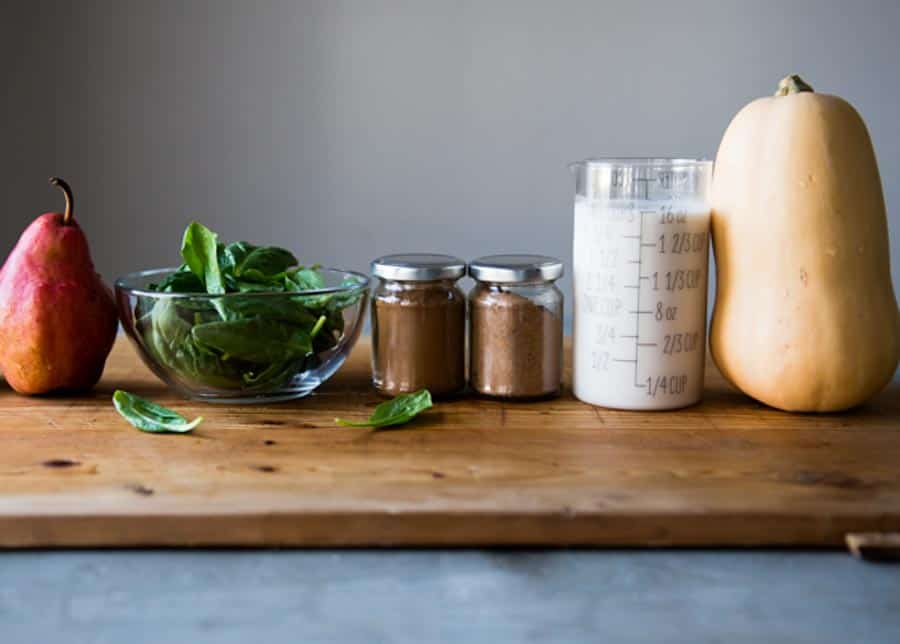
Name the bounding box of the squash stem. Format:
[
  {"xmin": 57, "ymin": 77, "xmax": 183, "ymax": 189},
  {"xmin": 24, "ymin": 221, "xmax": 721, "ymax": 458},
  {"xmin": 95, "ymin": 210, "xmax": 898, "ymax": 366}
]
[{"xmin": 776, "ymin": 75, "xmax": 814, "ymax": 96}]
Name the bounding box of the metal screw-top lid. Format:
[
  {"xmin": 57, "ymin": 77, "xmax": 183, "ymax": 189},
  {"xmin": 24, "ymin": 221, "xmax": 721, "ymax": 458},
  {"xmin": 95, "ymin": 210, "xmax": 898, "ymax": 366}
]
[
  {"xmin": 371, "ymin": 253, "xmax": 466, "ymax": 282},
  {"xmin": 468, "ymin": 254, "xmax": 564, "ymax": 284}
]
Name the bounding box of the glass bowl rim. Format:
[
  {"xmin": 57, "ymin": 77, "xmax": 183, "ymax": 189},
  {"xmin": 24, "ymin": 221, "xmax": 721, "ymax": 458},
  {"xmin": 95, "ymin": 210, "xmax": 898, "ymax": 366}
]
[{"xmin": 115, "ymin": 266, "xmax": 371, "ymax": 299}]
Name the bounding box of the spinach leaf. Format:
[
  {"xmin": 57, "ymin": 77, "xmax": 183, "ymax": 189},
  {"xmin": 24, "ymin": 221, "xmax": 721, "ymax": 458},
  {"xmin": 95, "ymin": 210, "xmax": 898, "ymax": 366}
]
[
  {"xmin": 220, "ymin": 241, "xmax": 255, "ymax": 274},
  {"xmin": 142, "ymin": 299, "xmax": 246, "ymax": 389},
  {"xmin": 216, "ymin": 297, "xmax": 318, "ymax": 326},
  {"xmin": 287, "ymin": 266, "xmax": 325, "ymax": 291},
  {"xmin": 241, "ymin": 359, "xmax": 300, "ymax": 387},
  {"xmin": 326, "ymin": 276, "xmax": 367, "ymax": 310},
  {"xmin": 181, "ymin": 221, "xmax": 225, "ymax": 294},
  {"xmin": 113, "ymin": 390, "xmax": 203, "ymax": 433},
  {"xmin": 335, "ymin": 390, "xmax": 433, "ymax": 429},
  {"xmin": 239, "ymin": 269, "xmax": 284, "ymax": 283},
  {"xmin": 191, "ymin": 317, "xmax": 312, "ymax": 363},
  {"xmin": 235, "ymin": 247, "xmax": 298, "ymax": 279},
  {"xmin": 150, "ymin": 267, "xmax": 205, "ymax": 293},
  {"xmin": 235, "ymin": 280, "xmax": 286, "ymax": 293}
]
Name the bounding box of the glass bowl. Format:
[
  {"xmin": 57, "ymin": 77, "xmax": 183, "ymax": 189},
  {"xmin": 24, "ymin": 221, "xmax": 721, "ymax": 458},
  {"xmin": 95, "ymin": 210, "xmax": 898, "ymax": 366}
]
[{"xmin": 115, "ymin": 267, "xmax": 369, "ymax": 403}]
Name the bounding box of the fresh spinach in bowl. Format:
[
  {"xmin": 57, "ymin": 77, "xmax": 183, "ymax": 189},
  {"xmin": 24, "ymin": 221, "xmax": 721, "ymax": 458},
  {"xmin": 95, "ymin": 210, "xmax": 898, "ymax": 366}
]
[{"xmin": 138, "ymin": 222, "xmax": 363, "ymax": 391}]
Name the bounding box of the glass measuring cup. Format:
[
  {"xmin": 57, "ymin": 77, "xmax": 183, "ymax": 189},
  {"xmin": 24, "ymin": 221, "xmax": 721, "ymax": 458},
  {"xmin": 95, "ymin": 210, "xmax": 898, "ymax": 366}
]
[{"xmin": 571, "ymin": 158, "xmax": 713, "ymax": 410}]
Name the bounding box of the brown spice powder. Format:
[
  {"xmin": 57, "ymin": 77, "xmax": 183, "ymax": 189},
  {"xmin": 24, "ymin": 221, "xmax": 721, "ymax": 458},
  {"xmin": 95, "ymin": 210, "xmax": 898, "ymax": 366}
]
[
  {"xmin": 372, "ymin": 283, "xmax": 465, "ymax": 398},
  {"xmin": 470, "ymin": 289, "xmax": 562, "ymax": 399}
]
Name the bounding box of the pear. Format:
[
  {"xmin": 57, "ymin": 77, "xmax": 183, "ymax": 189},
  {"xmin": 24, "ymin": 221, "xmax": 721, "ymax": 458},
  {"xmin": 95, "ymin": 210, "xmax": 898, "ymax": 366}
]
[{"xmin": 0, "ymin": 178, "xmax": 118, "ymax": 394}]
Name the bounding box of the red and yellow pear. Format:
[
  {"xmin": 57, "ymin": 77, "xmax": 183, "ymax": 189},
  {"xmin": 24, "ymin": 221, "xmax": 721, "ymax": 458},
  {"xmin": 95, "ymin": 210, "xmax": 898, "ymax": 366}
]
[{"xmin": 0, "ymin": 178, "xmax": 118, "ymax": 394}]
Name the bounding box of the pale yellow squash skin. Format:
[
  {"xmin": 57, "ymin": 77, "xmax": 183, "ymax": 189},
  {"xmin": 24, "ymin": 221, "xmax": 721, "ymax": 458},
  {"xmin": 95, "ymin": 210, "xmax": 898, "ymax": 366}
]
[{"xmin": 710, "ymin": 79, "xmax": 900, "ymax": 412}]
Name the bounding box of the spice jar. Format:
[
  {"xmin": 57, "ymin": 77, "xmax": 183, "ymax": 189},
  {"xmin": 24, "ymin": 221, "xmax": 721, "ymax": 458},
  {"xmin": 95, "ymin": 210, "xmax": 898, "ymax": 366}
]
[
  {"xmin": 469, "ymin": 255, "xmax": 564, "ymax": 399},
  {"xmin": 370, "ymin": 254, "xmax": 466, "ymax": 398}
]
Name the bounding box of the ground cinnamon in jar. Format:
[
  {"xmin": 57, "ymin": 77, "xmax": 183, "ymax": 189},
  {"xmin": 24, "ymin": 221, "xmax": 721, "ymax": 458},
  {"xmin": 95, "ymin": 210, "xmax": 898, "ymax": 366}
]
[
  {"xmin": 468, "ymin": 255, "xmax": 564, "ymax": 399},
  {"xmin": 370, "ymin": 254, "xmax": 466, "ymax": 398}
]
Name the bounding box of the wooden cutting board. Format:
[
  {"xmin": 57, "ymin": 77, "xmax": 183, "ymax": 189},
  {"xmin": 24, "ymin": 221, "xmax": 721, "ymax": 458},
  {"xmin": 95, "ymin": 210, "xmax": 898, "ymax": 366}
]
[{"xmin": 1, "ymin": 337, "xmax": 898, "ymax": 548}]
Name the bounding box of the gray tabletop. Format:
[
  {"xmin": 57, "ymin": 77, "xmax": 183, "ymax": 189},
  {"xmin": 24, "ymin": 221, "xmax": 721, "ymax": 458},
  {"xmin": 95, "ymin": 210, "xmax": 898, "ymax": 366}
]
[{"xmin": 1, "ymin": 550, "xmax": 897, "ymax": 643}]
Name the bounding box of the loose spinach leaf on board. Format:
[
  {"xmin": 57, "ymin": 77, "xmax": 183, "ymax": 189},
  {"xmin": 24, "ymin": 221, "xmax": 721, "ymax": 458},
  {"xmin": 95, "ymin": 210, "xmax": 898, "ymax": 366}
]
[
  {"xmin": 113, "ymin": 390, "xmax": 203, "ymax": 433},
  {"xmin": 181, "ymin": 221, "xmax": 225, "ymax": 294},
  {"xmin": 335, "ymin": 390, "xmax": 433, "ymax": 429}
]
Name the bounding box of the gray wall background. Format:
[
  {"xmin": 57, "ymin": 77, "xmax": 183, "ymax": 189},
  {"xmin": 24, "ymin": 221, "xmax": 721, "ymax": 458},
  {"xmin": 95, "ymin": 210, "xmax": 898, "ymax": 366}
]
[{"xmin": 2, "ymin": 0, "xmax": 900, "ymax": 315}]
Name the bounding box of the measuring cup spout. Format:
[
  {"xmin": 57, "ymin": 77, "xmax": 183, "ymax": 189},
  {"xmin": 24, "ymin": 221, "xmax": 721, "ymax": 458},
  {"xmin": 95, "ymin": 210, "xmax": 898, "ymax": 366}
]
[{"xmin": 569, "ymin": 160, "xmax": 590, "ymax": 197}]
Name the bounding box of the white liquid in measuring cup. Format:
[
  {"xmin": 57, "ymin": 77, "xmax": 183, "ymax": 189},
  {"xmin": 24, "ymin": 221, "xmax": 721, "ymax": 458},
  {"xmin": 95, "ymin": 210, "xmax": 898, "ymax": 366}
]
[{"xmin": 573, "ymin": 198, "xmax": 710, "ymax": 410}]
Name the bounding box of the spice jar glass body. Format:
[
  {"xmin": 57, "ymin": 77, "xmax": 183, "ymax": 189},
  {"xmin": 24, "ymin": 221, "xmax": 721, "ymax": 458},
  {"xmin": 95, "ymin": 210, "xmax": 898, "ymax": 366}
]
[
  {"xmin": 371, "ymin": 278, "xmax": 466, "ymax": 397},
  {"xmin": 469, "ymin": 280, "xmax": 563, "ymax": 399}
]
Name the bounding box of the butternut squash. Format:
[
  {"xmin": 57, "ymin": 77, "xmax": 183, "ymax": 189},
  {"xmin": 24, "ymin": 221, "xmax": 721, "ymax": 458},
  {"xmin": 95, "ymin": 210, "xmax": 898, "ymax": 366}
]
[{"xmin": 710, "ymin": 74, "xmax": 899, "ymax": 412}]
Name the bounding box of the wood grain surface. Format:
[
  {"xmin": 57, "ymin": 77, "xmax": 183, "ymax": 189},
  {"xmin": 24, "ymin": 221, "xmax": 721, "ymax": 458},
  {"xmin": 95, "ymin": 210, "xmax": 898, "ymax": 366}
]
[{"xmin": 0, "ymin": 337, "xmax": 898, "ymax": 548}]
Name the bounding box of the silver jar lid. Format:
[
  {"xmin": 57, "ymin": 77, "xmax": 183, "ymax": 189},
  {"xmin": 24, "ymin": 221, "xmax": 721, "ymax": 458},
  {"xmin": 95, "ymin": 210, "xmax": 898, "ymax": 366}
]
[
  {"xmin": 468, "ymin": 254, "xmax": 564, "ymax": 284},
  {"xmin": 371, "ymin": 253, "xmax": 466, "ymax": 281}
]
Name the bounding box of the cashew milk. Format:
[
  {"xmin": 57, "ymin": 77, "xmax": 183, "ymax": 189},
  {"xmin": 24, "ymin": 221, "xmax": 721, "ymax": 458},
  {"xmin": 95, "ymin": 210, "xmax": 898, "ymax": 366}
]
[{"xmin": 571, "ymin": 160, "xmax": 713, "ymax": 410}]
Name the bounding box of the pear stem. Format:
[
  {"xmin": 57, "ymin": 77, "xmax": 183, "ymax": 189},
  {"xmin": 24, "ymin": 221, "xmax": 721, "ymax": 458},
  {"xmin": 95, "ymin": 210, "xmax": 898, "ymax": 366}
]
[
  {"xmin": 775, "ymin": 74, "xmax": 814, "ymax": 96},
  {"xmin": 49, "ymin": 177, "xmax": 74, "ymax": 225}
]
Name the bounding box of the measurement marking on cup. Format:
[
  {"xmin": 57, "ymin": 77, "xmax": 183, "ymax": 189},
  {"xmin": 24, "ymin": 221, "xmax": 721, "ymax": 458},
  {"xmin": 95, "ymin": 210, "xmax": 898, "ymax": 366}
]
[{"xmin": 634, "ymin": 209, "xmax": 644, "ymax": 387}]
